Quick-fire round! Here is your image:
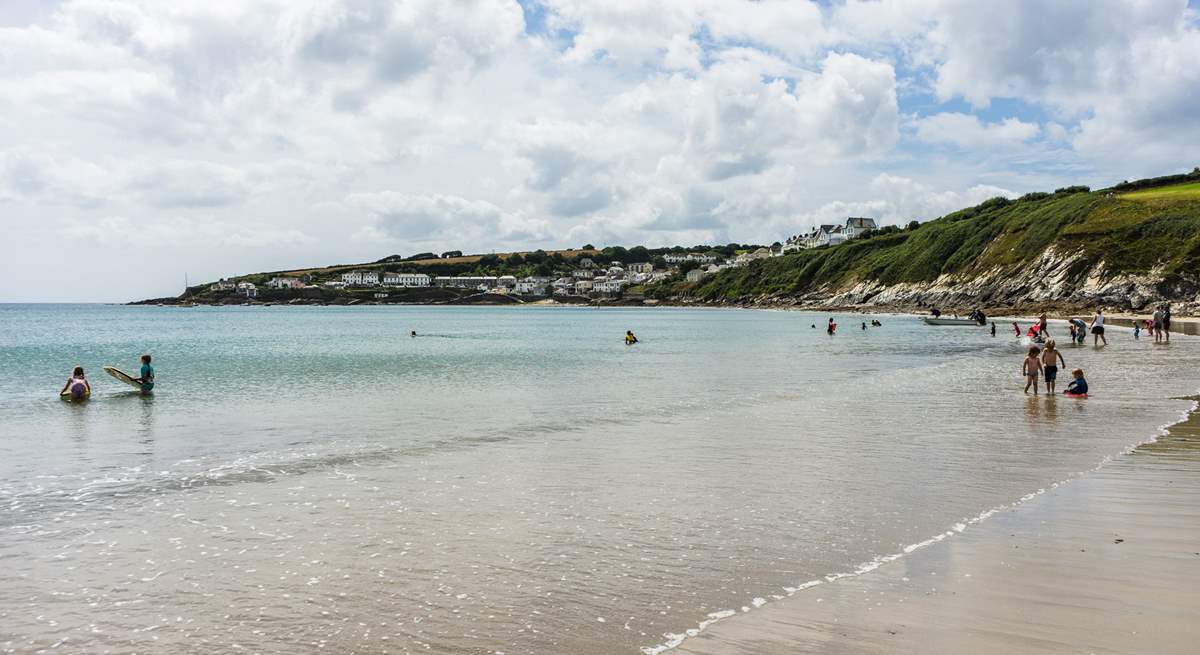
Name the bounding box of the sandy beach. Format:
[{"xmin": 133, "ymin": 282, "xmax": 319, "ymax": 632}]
[{"xmin": 677, "ymin": 399, "xmax": 1200, "ymax": 655}]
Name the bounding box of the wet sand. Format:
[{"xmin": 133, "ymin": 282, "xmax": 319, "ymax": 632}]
[{"xmin": 677, "ymin": 400, "xmax": 1200, "ymax": 655}]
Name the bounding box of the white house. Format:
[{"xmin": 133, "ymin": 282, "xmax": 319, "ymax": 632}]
[
  {"xmin": 572, "ymin": 269, "xmax": 594, "ymax": 279},
  {"xmin": 665, "ymin": 253, "xmax": 718, "ymax": 265},
  {"xmin": 514, "ymin": 278, "xmax": 549, "ymax": 296},
  {"xmin": 433, "ymin": 276, "xmax": 497, "ymax": 289},
  {"xmin": 237, "ymin": 281, "xmax": 258, "ymax": 298},
  {"xmin": 607, "ymin": 266, "xmax": 625, "ymax": 278},
  {"xmin": 592, "ymin": 279, "xmax": 626, "ymax": 294},
  {"xmin": 844, "ymin": 217, "xmax": 878, "ymax": 239},
  {"xmin": 578, "ymin": 258, "xmax": 595, "ymax": 269},
  {"xmin": 267, "ymin": 276, "xmax": 304, "ymax": 289},
  {"xmin": 574, "ymin": 279, "xmax": 594, "ymax": 294},
  {"xmin": 382, "ymin": 273, "xmax": 431, "ymax": 287},
  {"xmin": 341, "ymin": 270, "xmax": 379, "ymax": 286},
  {"xmin": 497, "ymin": 275, "xmax": 518, "ymax": 288},
  {"xmin": 627, "ymin": 262, "xmax": 653, "ymax": 274},
  {"xmin": 663, "ymin": 253, "xmax": 688, "ymax": 264},
  {"xmin": 686, "ymin": 269, "xmax": 706, "ymax": 282},
  {"xmin": 322, "ymin": 280, "xmax": 347, "ymax": 289}
]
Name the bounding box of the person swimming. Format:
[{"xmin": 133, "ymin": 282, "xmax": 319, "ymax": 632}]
[
  {"xmin": 60, "ymin": 366, "xmax": 90, "ymax": 400},
  {"xmin": 625, "ymin": 330, "xmax": 639, "ymax": 345},
  {"xmin": 1064, "ymin": 368, "xmax": 1088, "ymax": 396},
  {"xmin": 411, "ymin": 330, "xmax": 417, "ymax": 338}
]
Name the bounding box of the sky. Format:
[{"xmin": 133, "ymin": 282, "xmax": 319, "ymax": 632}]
[{"xmin": 1, "ymin": 0, "xmax": 1198, "ymax": 302}]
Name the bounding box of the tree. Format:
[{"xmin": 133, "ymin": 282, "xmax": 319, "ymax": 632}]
[
  {"xmin": 407, "ymin": 252, "xmax": 437, "ymax": 261},
  {"xmin": 441, "ymin": 250, "xmax": 463, "ymax": 258},
  {"xmin": 679, "ymin": 260, "xmax": 702, "ymax": 274},
  {"xmin": 627, "ymin": 245, "xmax": 650, "ymax": 262},
  {"xmin": 582, "ymin": 243, "xmax": 595, "ymax": 250},
  {"xmin": 906, "ymin": 220, "xmax": 920, "ymax": 231},
  {"xmin": 651, "ymin": 255, "xmax": 667, "ymax": 269}
]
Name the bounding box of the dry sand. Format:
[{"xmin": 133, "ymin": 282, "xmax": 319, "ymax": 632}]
[{"xmin": 676, "ymin": 400, "xmax": 1200, "ymax": 655}]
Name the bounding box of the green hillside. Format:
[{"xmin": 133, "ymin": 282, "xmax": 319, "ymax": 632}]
[{"xmin": 653, "ymin": 170, "xmax": 1200, "ymax": 303}]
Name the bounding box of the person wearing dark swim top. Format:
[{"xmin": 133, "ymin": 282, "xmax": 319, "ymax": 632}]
[
  {"xmin": 60, "ymin": 366, "xmax": 90, "ymax": 400},
  {"xmin": 625, "ymin": 330, "xmax": 638, "ymax": 345},
  {"xmin": 411, "ymin": 330, "xmax": 417, "ymax": 338},
  {"xmin": 134, "ymin": 354, "xmax": 154, "ymax": 393},
  {"xmin": 1065, "ymin": 368, "xmax": 1088, "ymax": 395}
]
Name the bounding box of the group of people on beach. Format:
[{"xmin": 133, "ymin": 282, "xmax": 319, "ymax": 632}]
[
  {"xmin": 1133, "ymin": 304, "xmax": 1172, "ymax": 343},
  {"xmin": 1022, "ymin": 340, "xmax": 1087, "ymax": 396},
  {"xmin": 58, "ymin": 355, "xmax": 154, "ymax": 401}
]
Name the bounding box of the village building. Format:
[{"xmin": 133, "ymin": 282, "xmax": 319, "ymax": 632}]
[
  {"xmin": 592, "ymin": 279, "xmax": 626, "ymax": 295},
  {"xmin": 685, "ymin": 269, "xmax": 707, "ymax": 282},
  {"xmin": 382, "ymin": 273, "xmax": 431, "ymax": 287},
  {"xmin": 514, "ymin": 277, "xmax": 549, "ymax": 296},
  {"xmin": 572, "ymin": 269, "xmax": 594, "ymax": 279},
  {"xmin": 210, "ymin": 279, "xmax": 236, "ymax": 291},
  {"xmin": 266, "ymin": 277, "xmax": 305, "ymax": 289},
  {"xmin": 341, "ymin": 270, "xmax": 379, "ymax": 286},
  {"xmin": 626, "ymin": 262, "xmax": 653, "ymax": 274},
  {"xmin": 573, "ymin": 279, "xmax": 594, "ymax": 294},
  {"xmin": 844, "ymin": 217, "xmax": 878, "ymax": 239},
  {"xmin": 236, "ymin": 281, "xmax": 258, "ymax": 298}
]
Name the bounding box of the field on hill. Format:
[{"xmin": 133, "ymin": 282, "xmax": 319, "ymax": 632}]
[
  {"xmin": 1120, "ymin": 181, "xmax": 1200, "ymax": 201},
  {"xmin": 653, "ymin": 173, "xmax": 1200, "ymax": 305}
]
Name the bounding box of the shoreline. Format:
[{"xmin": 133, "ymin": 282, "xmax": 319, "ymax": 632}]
[{"xmin": 666, "ymin": 393, "xmax": 1200, "ymax": 655}]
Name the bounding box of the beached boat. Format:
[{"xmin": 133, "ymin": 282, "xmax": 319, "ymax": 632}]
[{"xmin": 922, "ymin": 317, "xmax": 982, "ymax": 326}]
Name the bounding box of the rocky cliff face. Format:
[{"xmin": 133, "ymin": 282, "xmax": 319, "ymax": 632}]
[{"xmin": 730, "ymin": 246, "xmax": 1200, "ymax": 315}]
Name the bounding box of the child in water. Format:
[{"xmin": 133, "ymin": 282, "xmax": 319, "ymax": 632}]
[
  {"xmin": 1065, "ymin": 368, "xmax": 1088, "ymax": 396},
  {"xmin": 135, "ymin": 354, "xmax": 154, "ymax": 393},
  {"xmin": 1022, "ymin": 346, "xmax": 1042, "ymax": 395},
  {"xmin": 1041, "ymin": 339, "xmax": 1066, "ymax": 393},
  {"xmin": 625, "ymin": 330, "xmax": 638, "ymax": 345},
  {"xmin": 60, "ymin": 366, "xmax": 90, "ymax": 400}
]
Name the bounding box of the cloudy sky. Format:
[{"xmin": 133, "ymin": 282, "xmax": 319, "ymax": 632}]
[{"xmin": 2, "ymin": 0, "xmax": 1198, "ymax": 302}]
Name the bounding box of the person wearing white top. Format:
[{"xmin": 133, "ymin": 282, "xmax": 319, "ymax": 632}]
[{"xmin": 1090, "ymin": 308, "xmax": 1107, "ymax": 346}]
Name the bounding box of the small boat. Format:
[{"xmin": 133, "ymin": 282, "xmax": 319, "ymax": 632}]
[{"xmin": 922, "ymin": 317, "xmax": 982, "ymax": 326}]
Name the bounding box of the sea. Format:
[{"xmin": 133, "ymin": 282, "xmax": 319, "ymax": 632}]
[{"xmin": 1, "ymin": 304, "xmax": 1197, "ymax": 654}]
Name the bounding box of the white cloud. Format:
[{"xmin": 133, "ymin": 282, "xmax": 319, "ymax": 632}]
[
  {"xmin": 0, "ymin": 0, "xmax": 1196, "ymax": 301},
  {"xmin": 915, "ymin": 113, "xmax": 1040, "ymax": 148}
]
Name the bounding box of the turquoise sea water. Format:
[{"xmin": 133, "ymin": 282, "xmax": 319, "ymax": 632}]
[{"xmin": 1, "ymin": 304, "xmax": 1198, "ymax": 654}]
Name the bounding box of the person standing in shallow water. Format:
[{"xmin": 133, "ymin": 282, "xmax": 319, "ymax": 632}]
[
  {"xmin": 991, "ymin": 321, "xmax": 996, "ymax": 337},
  {"xmin": 1163, "ymin": 304, "xmax": 1171, "ymax": 343},
  {"xmin": 827, "ymin": 318, "xmax": 837, "ymax": 335},
  {"xmin": 134, "ymin": 354, "xmax": 154, "ymax": 394},
  {"xmin": 1090, "ymin": 309, "xmax": 1107, "ymax": 346},
  {"xmin": 1041, "ymin": 339, "xmax": 1066, "ymax": 394},
  {"xmin": 1022, "ymin": 346, "xmax": 1043, "ymax": 395}
]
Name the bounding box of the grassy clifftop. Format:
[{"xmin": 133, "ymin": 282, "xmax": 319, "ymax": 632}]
[{"xmin": 658, "ymin": 170, "xmax": 1200, "ymax": 305}]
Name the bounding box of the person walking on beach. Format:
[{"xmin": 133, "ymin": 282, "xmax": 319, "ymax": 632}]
[
  {"xmin": 1041, "ymin": 339, "xmax": 1066, "ymax": 394},
  {"xmin": 1090, "ymin": 309, "xmax": 1107, "ymax": 346},
  {"xmin": 1163, "ymin": 304, "xmax": 1171, "ymax": 343},
  {"xmin": 1022, "ymin": 346, "xmax": 1043, "ymax": 395},
  {"xmin": 134, "ymin": 354, "xmax": 155, "ymax": 394}
]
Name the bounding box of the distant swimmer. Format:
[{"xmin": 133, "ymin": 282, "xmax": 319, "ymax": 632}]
[
  {"xmin": 134, "ymin": 354, "xmax": 154, "ymax": 394},
  {"xmin": 1012, "ymin": 321, "xmax": 1021, "ymax": 337},
  {"xmin": 411, "ymin": 330, "xmax": 417, "ymax": 338},
  {"xmin": 625, "ymin": 330, "xmax": 639, "ymax": 345},
  {"xmin": 990, "ymin": 321, "xmax": 996, "ymax": 337},
  {"xmin": 861, "ymin": 321, "xmax": 867, "ymax": 331},
  {"xmin": 60, "ymin": 366, "xmax": 91, "ymax": 401},
  {"xmin": 871, "ymin": 319, "xmax": 882, "ymax": 327},
  {"xmin": 811, "ymin": 324, "xmax": 816, "ymax": 329},
  {"xmin": 827, "ymin": 318, "xmax": 837, "ymax": 335}
]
